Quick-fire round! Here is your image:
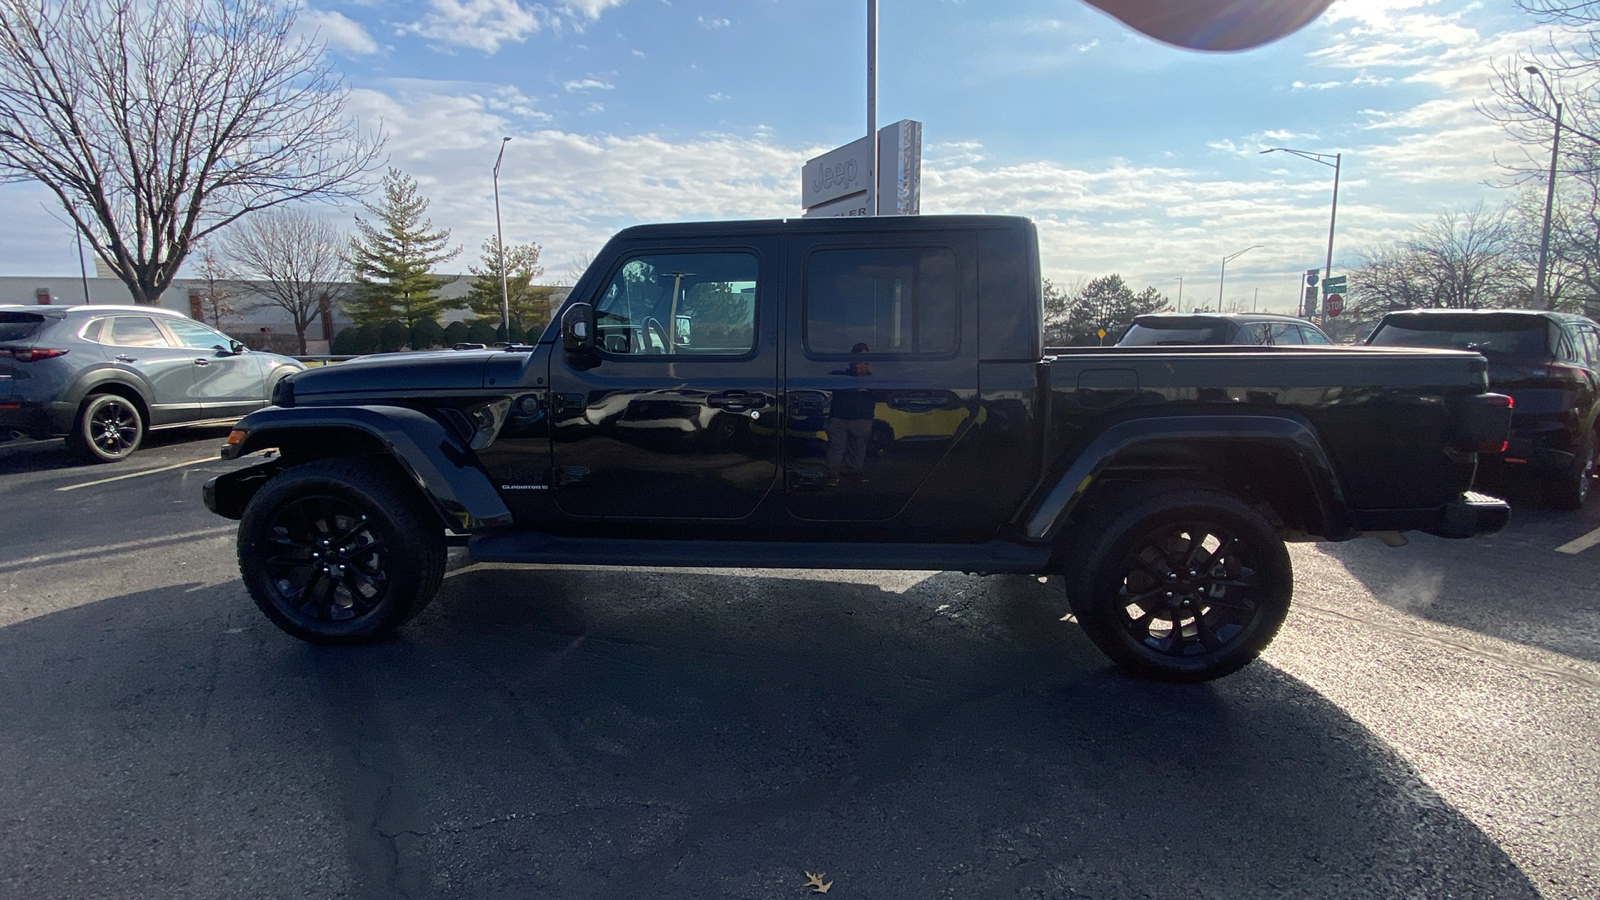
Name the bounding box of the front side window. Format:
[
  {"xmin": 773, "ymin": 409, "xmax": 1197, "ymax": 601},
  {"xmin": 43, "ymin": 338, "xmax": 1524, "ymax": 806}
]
[
  {"xmin": 804, "ymin": 247, "xmax": 958, "ymax": 356},
  {"xmin": 593, "ymin": 252, "xmax": 757, "ymax": 356},
  {"xmin": 108, "ymin": 316, "xmax": 170, "ymax": 348},
  {"xmin": 164, "ymin": 318, "xmax": 231, "ymax": 351},
  {"xmin": 1301, "ymin": 326, "xmax": 1333, "ymax": 345},
  {"xmin": 1268, "ymin": 323, "xmax": 1304, "ymax": 345}
]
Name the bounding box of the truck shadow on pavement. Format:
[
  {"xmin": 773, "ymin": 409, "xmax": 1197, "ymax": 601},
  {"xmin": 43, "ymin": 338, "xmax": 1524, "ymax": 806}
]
[{"xmin": 0, "ymin": 568, "xmax": 1542, "ymax": 900}]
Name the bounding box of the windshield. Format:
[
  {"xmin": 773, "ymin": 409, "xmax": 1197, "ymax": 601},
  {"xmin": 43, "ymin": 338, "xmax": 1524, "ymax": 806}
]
[
  {"xmin": 1119, "ymin": 320, "xmax": 1230, "ymax": 345},
  {"xmin": 1368, "ymin": 314, "xmax": 1550, "ymax": 358}
]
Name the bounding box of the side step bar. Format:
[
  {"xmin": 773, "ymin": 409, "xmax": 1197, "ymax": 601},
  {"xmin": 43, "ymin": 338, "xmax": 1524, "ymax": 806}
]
[{"xmin": 467, "ymin": 531, "xmax": 1054, "ymax": 574}]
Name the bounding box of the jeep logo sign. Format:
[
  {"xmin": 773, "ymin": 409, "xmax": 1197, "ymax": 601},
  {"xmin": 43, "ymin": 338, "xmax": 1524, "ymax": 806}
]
[{"xmin": 801, "ymin": 136, "xmax": 872, "ymax": 208}]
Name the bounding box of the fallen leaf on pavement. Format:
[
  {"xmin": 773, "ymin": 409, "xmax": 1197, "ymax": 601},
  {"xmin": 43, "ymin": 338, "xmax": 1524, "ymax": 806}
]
[{"xmin": 803, "ymin": 870, "xmax": 833, "ymax": 893}]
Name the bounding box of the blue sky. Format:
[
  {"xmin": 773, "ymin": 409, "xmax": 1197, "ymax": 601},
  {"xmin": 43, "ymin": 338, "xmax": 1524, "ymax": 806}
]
[{"xmin": 0, "ymin": 0, "xmax": 1558, "ymax": 313}]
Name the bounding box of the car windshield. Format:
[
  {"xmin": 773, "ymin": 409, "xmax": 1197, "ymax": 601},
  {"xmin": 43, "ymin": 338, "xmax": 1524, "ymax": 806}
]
[
  {"xmin": 0, "ymin": 312, "xmax": 46, "ymax": 342},
  {"xmin": 1119, "ymin": 319, "xmax": 1230, "ymax": 345},
  {"xmin": 1368, "ymin": 314, "xmax": 1549, "ymax": 358}
]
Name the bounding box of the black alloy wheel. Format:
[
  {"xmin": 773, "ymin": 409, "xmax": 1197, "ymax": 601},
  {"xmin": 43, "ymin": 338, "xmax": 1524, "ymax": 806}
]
[
  {"xmin": 71, "ymin": 393, "xmax": 145, "ymax": 463},
  {"xmin": 1066, "ymin": 485, "xmax": 1292, "ymax": 682},
  {"xmin": 1550, "ymin": 430, "xmax": 1597, "ymax": 510},
  {"xmin": 237, "ymin": 458, "xmax": 445, "ymax": 644},
  {"xmin": 260, "ymin": 495, "xmax": 390, "ymax": 624}
]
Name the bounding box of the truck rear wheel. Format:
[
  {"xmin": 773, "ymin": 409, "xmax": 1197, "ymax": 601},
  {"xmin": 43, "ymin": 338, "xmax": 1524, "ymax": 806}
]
[
  {"xmin": 1065, "ymin": 485, "xmax": 1292, "ymax": 682},
  {"xmin": 237, "ymin": 458, "xmax": 445, "ymax": 645}
]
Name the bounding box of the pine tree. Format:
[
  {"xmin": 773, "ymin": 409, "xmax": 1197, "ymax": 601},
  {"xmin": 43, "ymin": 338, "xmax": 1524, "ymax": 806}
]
[
  {"xmin": 344, "ymin": 168, "xmax": 462, "ymax": 328},
  {"xmin": 464, "ymin": 236, "xmax": 555, "ymax": 333}
]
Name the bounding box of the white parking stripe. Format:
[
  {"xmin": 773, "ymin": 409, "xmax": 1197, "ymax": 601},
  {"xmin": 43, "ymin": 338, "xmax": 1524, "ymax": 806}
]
[
  {"xmin": 2, "ymin": 525, "xmax": 235, "ymax": 569},
  {"xmin": 55, "ymin": 456, "xmax": 220, "ymax": 492},
  {"xmin": 1554, "ymin": 525, "xmax": 1600, "ymax": 555}
]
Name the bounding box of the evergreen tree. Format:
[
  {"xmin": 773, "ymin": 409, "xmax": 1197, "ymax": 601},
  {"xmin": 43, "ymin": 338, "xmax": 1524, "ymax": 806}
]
[
  {"xmin": 344, "ymin": 168, "xmax": 462, "ymax": 328},
  {"xmin": 1064, "ymin": 275, "xmax": 1170, "ymax": 344},
  {"xmin": 330, "ymin": 327, "xmax": 363, "ymax": 355},
  {"xmin": 443, "ymin": 321, "xmax": 470, "ymax": 346},
  {"xmin": 410, "ymin": 318, "xmax": 445, "ymax": 350},
  {"xmin": 466, "ymin": 319, "xmax": 499, "ymax": 345},
  {"xmin": 464, "ymin": 236, "xmax": 555, "ymax": 333}
]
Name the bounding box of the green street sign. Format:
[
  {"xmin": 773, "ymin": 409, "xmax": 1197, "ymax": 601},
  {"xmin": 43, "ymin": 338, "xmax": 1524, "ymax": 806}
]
[{"xmin": 1322, "ymin": 275, "xmax": 1347, "ymax": 293}]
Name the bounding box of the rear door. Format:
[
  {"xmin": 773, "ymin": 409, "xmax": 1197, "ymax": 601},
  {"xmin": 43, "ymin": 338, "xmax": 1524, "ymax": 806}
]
[
  {"xmin": 783, "ymin": 233, "xmax": 978, "ymax": 522},
  {"xmin": 548, "ymin": 241, "xmax": 780, "ymax": 520}
]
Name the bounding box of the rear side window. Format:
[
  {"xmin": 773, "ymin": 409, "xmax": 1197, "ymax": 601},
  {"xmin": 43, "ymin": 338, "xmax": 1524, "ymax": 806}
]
[
  {"xmin": 1368, "ymin": 315, "xmax": 1550, "ymax": 359},
  {"xmin": 0, "ymin": 312, "xmax": 46, "ymax": 342},
  {"xmin": 1578, "ymin": 325, "xmax": 1600, "ymax": 368},
  {"xmin": 804, "ymin": 246, "xmax": 958, "ymax": 356},
  {"xmin": 1268, "ymin": 324, "xmax": 1303, "ymax": 345},
  {"xmin": 1301, "ymin": 326, "xmax": 1332, "ymax": 345},
  {"xmin": 108, "ymin": 316, "xmax": 171, "ymax": 348}
]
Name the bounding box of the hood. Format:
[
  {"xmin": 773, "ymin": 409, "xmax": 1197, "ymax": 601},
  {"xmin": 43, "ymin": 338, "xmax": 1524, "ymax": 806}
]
[{"xmin": 289, "ymin": 350, "xmax": 500, "ymax": 397}]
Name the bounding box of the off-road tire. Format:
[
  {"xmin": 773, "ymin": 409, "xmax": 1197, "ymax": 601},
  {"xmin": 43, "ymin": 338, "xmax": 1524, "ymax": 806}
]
[
  {"xmin": 237, "ymin": 457, "xmax": 446, "ymax": 644},
  {"xmin": 1065, "ymin": 483, "xmax": 1293, "ymax": 682}
]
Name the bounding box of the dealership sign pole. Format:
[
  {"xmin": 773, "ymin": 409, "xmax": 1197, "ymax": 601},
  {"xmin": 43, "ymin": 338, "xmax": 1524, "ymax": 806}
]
[{"xmin": 868, "ymin": 0, "xmax": 877, "ymax": 215}]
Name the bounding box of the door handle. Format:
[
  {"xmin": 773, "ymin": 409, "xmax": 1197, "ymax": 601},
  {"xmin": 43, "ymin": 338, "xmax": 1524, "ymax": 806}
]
[
  {"xmin": 115, "ymin": 354, "xmax": 136, "ymax": 363},
  {"xmin": 192, "ymin": 358, "xmax": 210, "ymax": 367},
  {"xmin": 789, "ymin": 468, "xmax": 828, "ymax": 491},
  {"xmin": 706, "ymin": 390, "xmax": 771, "ymax": 412},
  {"xmin": 788, "ymin": 392, "xmax": 827, "ymax": 418}
]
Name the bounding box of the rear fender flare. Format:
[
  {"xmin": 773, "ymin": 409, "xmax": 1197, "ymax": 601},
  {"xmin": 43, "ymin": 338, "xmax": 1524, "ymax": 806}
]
[
  {"xmin": 218, "ymin": 405, "xmax": 513, "ymax": 531},
  {"xmin": 1024, "ymin": 414, "xmax": 1356, "ymax": 542}
]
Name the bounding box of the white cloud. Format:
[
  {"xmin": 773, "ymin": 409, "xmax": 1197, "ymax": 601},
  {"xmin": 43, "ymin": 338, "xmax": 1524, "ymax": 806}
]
[
  {"xmin": 300, "ymin": 9, "xmax": 378, "ymax": 55},
  {"xmin": 404, "ymin": 0, "xmax": 544, "ymax": 53},
  {"xmin": 561, "ymin": 0, "xmax": 623, "ymax": 17},
  {"xmin": 697, "ymin": 15, "xmax": 730, "ymax": 29},
  {"xmin": 1292, "ymin": 80, "xmax": 1341, "ymax": 90},
  {"xmin": 563, "ymin": 77, "xmax": 615, "ymax": 92},
  {"xmin": 707, "ymin": 92, "xmax": 729, "ymax": 102}
]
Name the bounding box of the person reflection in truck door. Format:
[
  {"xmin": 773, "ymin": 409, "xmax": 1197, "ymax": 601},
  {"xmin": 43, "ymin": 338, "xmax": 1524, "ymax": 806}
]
[{"xmin": 826, "ymin": 343, "xmax": 876, "ymax": 479}]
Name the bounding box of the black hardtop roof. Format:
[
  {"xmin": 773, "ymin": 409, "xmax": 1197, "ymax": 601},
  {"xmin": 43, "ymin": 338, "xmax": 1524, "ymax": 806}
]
[{"xmin": 610, "ymin": 214, "xmax": 1034, "ymax": 242}]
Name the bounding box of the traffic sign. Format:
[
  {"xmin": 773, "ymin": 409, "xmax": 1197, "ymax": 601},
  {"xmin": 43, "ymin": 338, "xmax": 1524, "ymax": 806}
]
[
  {"xmin": 1304, "ymin": 269, "xmax": 1319, "ymax": 287},
  {"xmin": 1326, "ymin": 293, "xmax": 1344, "ymax": 317},
  {"xmin": 1323, "ymin": 275, "xmax": 1347, "ymax": 293}
]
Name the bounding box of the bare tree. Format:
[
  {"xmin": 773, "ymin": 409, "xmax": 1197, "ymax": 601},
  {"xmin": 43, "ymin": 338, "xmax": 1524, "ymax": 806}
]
[
  {"xmin": 1481, "ymin": 2, "xmax": 1600, "ymax": 182},
  {"xmin": 561, "ymin": 250, "xmax": 595, "ymax": 286},
  {"xmin": 1350, "ymin": 205, "xmax": 1529, "ymax": 317},
  {"xmin": 0, "ymin": 0, "xmax": 382, "ymax": 305},
  {"xmin": 224, "ymin": 207, "xmax": 346, "ymax": 355},
  {"xmin": 191, "ymin": 240, "xmax": 237, "ymax": 330}
]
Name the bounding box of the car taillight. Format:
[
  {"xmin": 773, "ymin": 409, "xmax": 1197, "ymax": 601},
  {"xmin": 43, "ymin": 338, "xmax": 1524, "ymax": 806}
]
[
  {"xmin": 1547, "ymin": 363, "xmax": 1588, "ymax": 384},
  {"xmin": 0, "ymin": 348, "xmax": 68, "ymax": 362},
  {"xmin": 1465, "ymin": 393, "xmax": 1514, "ymax": 454}
]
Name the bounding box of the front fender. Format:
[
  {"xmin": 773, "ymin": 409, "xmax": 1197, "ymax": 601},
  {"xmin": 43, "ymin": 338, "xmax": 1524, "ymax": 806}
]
[
  {"xmin": 215, "ymin": 405, "xmax": 513, "ymax": 531},
  {"xmin": 1024, "ymin": 414, "xmax": 1357, "ymax": 542}
]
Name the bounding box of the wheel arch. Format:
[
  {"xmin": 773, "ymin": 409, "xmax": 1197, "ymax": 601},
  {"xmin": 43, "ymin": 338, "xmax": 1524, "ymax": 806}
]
[
  {"xmin": 206, "ymin": 405, "xmax": 512, "ymax": 531},
  {"xmin": 1025, "ymin": 414, "xmax": 1358, "ymax": 543}
]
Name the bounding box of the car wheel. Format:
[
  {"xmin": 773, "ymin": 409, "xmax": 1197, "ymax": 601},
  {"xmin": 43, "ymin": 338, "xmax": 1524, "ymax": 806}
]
[
  {"xmin": 1064, "ymin": 484, "xmax": 1293, "ymax": 682},
  {"xmin": 236, "ymin": 458, "xmax": 445, "ymax": 645},
  {"xmin": 69, "ymin": 393, "xmax": 145, "ymax": 463},
  {"xmin": 1549, "ymin": 430, "xmax": 1597, "ymax": 511}
]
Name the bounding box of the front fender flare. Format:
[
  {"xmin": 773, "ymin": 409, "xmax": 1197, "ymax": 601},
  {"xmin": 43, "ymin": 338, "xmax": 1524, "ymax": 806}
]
[
  {"xmin": 1023, "ymin": 414, "xmax": 1356, "ymax": 542},
  {"xmin": 214, "ymin": 405, "xmax": 513, "ymax": 531}
]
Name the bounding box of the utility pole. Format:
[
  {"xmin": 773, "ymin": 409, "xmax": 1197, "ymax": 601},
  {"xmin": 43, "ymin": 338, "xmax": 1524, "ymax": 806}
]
[
  {"xmin": 493, "ymin": 136, "xmax": 512, "ymax": 340},
  {"xmin": 867, "ymin": 0, "xmax": 878, "ymax": 216},
  {"xmin": 1528, "ymin": 66, "xmax": 1562, "ymax": 310}
]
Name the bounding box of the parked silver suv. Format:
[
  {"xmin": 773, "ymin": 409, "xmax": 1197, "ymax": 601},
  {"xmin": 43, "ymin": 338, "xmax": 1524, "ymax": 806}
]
[{"xmin": 0, "ymin": 305, "xmax": 303, "ymax": 462}]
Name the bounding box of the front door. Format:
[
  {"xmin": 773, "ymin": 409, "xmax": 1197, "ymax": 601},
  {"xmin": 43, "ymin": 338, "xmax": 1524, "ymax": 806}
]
[
  {"xmin": 549, "ymin": 242, "xmax": 780, "ymax": 520},
  {"xmin": 102, "ymin": 315, "xmax": 201, "ymax": 424},
  {"xmin": 783, "ymin": 235, "xmax": 979, "ymax": 522},
  {"xmin": 159, "ymin": 317, "xmax": 267, "ymax": 417}
]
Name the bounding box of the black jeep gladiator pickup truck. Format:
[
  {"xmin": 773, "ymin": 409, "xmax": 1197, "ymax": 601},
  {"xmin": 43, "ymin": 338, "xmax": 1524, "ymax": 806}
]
[{"xmin": 204, "ymin": 215, "xmax": 1512, "ymax": 682}]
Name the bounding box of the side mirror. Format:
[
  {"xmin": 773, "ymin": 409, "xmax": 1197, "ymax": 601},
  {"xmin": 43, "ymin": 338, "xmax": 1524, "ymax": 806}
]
[
  {"xmin": 228, "ymin": 340, "xmax": 245, "ymax": 355},
  {"xmin": 562, "ymin": 303, "xmax": 595, "ymax": 353},
  {"xmin": 674, "ymin": 315, "xmax": 692, "ymax": 346}
]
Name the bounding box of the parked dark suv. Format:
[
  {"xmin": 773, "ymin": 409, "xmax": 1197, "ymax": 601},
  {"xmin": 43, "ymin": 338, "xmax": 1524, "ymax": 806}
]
[
  {"xmin": 1366, "ymin": 309, "xmax": 1600, "ymax": 508},
  {"xmin": 1117, "ymin": 312, "xmax": 1333, "ymax": 347},
  {"xmin": 0, "ymin": 305, "xmax": 303, "ymax": 462}
]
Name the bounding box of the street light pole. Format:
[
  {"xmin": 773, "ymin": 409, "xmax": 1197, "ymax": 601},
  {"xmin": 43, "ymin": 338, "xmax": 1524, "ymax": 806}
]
[
  {"xmin": 1260, "ymin": 147, "xmax": 1342, "ymax": 303},
  {"xmin": 492, "ymin": 136, "xmax": 512, "ymax": 340},
  {"xmin": 1175, "ymin": 276, "xmax": 1183, "ymax": 309},
  {"xmin": 1218, "ymin": 245, "xmax": 1261, "ymax": 309},
  {"xmin": 1528, "ymin": 66, "xmax": 1562, "ymax": 310},
  {"xmin": 867, "ymin": 0, "xmax": 878, "ymax": 216}
]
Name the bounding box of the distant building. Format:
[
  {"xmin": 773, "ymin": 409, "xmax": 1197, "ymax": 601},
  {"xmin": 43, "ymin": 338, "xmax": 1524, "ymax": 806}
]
[{"xmin": 0, "ymin": 275, "xmax": 570, "ymax": 354}]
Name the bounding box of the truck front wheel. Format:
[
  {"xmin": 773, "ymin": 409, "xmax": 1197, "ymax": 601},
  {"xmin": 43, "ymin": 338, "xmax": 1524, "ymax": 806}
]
[
  {"xmin": 236, "ymin": 458, "xmax": 446, "ymax": 644},
  {"xmin": 1065, "ymin": 486, "xmax": 1292, "ymax": 682}
]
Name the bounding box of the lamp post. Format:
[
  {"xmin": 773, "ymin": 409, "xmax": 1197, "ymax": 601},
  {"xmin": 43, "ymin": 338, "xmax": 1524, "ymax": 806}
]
[
  {"xmin": 1218, "ymin": 245, "xmax": 1261, "ymax": 309},
  {"xmin": 867, "ymin": 0, "xmax": 878, "ymax": 216},
  {"xmin": 492, "ymin": 136, "xmax": 512, "ymax": 341},
  {"xmin": 1175, "ymin": 275, "xmax": 1184, "ymax": 309},
  {"xmin": 1527, "ymin": 66, "xmax": 1562, "ymax": 310},
  {"xmin": 1260, "ymin": 147, "xmax": 1342, "ymax": 306}
]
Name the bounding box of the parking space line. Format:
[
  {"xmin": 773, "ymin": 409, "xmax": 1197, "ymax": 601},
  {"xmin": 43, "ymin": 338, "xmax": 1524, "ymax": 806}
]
[
  {"xmin": 1554, "ymin": 525, "xmax": 1600, "ymax": 554},
  {"xmin": 55, "ymin": 456, "xmax": 220, "ymax": 492}
]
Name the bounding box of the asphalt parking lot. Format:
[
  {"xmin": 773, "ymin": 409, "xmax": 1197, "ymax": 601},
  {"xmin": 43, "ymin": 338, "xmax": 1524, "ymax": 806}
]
[{"xmin": 1, "ymin": 432, "xmax": 1597, "ymax": 899}]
